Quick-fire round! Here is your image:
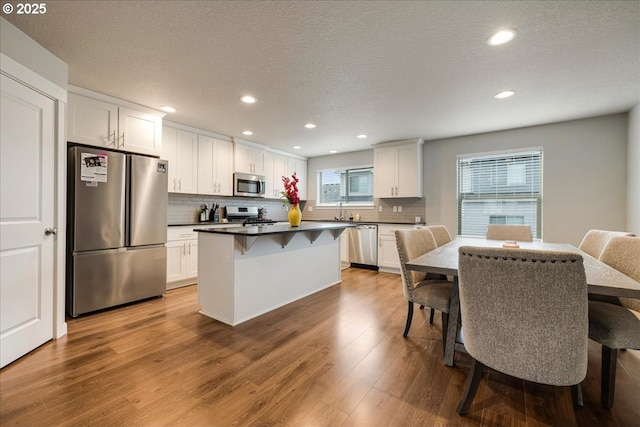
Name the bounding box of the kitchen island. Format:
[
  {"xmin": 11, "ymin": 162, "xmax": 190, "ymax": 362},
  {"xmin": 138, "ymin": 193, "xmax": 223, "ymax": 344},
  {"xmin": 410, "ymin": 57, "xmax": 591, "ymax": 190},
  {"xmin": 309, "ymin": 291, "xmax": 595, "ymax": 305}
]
[{"xmin": 196, "ymin": 221, "xmax": 354, "ymax": 326}]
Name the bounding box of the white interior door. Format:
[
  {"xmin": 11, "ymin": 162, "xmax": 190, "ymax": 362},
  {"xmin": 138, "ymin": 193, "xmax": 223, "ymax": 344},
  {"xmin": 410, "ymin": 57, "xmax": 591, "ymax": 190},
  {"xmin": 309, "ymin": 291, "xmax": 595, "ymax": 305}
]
[{"xmin": 0, "ymin": 74, "xmax": 55, "ymax": 368}]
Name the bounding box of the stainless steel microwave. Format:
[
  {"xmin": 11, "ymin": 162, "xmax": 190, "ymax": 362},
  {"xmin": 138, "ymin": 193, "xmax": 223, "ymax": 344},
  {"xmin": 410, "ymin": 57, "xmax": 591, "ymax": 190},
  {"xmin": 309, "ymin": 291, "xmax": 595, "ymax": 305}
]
[{"xmin": 233, "ymin": 172, "xmax": 266, "ymax": 198}]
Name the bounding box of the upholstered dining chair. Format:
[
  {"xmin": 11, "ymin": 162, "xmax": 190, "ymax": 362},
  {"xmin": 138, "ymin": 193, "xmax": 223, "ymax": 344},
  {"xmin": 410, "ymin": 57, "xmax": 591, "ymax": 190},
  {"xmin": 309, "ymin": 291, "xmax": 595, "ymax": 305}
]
[
  {"xmin": 587, "ymin": 235, "xmax": 640, "ymax": 408},
  {"xmin": 578, "ymin": 229, "xmax": 636, "ymax": 259},
  {"xmin": 485, "ymin": 224, "xmax": 533, "ymax": 242},
  {"xmin": 423, "ymin": 225, "xmax": 454, "ymax": 322},
  {"xmin": 426, "ymin": 225, "xmax": 453, "ymax": 247},
  {"xmin": 395, "ymin": 229, "xmax": 452, "ymax": 346},
  {"xmin": 579, "ymin": 229, "xmax": 636, "ymax": 305},
  {"xmin": 456, "ymin": 246, "xmax": 588, "ymax": 415}
]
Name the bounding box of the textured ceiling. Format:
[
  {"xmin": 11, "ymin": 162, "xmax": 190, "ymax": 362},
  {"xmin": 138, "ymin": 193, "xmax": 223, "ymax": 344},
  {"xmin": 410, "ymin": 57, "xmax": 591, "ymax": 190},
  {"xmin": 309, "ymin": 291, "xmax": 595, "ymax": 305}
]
[{"xmin": 4, "ymin": 1, "xmax": 639, "ymax": 157}]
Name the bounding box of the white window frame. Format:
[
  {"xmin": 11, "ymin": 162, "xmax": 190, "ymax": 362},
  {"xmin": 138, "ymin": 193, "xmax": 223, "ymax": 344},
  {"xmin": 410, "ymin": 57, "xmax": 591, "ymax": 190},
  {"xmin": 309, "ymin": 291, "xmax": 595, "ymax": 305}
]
[
  {"xmin": 315, "ymin": 165, "xmax": 375, "ymax": 208},
  {"xmin": 457, "ymin": 147, "xmax": 543, "ymax": 239}
]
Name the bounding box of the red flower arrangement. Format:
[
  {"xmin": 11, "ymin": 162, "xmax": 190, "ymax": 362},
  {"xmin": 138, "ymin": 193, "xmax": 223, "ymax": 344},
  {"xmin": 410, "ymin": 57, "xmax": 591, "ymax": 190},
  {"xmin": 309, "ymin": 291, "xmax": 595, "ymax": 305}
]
[{"xmin": 281, "ymin": 172, "xmax": 300, "ymax": 205}]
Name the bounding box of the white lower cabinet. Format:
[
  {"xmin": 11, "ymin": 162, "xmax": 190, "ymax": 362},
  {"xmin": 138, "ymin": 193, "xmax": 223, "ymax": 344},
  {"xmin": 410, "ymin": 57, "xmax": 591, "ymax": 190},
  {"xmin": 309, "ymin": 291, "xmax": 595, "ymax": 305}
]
[
  {"xmin": 166, "ymin": 224, "xmax": 241, "ymax": 289},
  {"xmin": 166, "ymin": 227, "xmax": 200, "ymax": 289},
  {"xmin": 340, "ymin": 229, "xmax": 350, "ymax": 269},
  {"xmin": 377, "ymin": 224, "xmax": 420, "ymax": 272}
]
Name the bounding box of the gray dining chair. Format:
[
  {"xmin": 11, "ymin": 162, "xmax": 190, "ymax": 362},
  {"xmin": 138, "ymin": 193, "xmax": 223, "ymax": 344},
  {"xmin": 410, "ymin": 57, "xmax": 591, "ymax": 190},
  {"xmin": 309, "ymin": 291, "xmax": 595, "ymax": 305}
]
[
  {"xmin": 456, "ymin": 246, "xmax": 588, "ymax": 415},
  {"xmin": 485, "ymin": 224, "xmax": 533, "ymax": 242},
  {"xmin": 424, "ymin": 225, "xmax": 454, "ymax": 321},
  {"xmin": 426, "ymin": 225, "xmax": 453, "ymax": 247},
  {"xmin": 395, "ymin": 229, "xmax": 452, "ymax": 347},
  {"xmin": 578, "ymin": 229, "xmax": 636, "ymax": 259},
  {"xmin": 587, "ymin": 235, "xmax": 640, "ymax": 408}
]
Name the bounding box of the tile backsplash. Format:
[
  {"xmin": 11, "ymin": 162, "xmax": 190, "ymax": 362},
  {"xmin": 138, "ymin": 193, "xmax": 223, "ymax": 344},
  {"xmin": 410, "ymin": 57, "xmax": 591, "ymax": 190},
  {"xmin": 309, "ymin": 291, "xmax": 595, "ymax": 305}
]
[
  {"xmin": 299, "ymin": 198, "xmax": 426, "ymax": 224},
  {"xmin": 169, "ymin": 194, "xmax": 425, "ymax": 225},
  {"xmin": 168, "ymin": 193, "xmax": 302, "ymax": 224}
]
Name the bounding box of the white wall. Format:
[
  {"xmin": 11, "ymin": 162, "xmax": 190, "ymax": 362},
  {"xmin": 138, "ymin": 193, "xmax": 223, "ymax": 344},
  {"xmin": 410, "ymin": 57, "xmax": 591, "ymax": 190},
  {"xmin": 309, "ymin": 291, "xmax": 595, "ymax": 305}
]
[
  {"xmin": 628, "ymin": 103, "xmax": 640, "ymax": 235},
  {"xmin": 0, "ymin": 18, "xmax": 67, "ymax": 90},
  {"xmin": 423, "ymin": 114, "xmax": 628, "ymax": 246}
]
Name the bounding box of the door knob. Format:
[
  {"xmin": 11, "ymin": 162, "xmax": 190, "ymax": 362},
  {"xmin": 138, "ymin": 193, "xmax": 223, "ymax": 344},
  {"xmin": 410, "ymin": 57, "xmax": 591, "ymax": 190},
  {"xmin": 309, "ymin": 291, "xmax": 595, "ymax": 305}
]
[{"xmin": 45, "ymin": 227, "xmax": 58, "ymax": 236}]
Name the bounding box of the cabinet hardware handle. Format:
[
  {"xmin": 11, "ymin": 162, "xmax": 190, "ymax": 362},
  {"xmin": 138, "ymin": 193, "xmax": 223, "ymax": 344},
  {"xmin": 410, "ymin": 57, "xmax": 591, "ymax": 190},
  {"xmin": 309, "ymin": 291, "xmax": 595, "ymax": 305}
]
[
  {"xmin": 188, "ymin": 242, "xmax": 191, "ymax": 255},
  {"xmin": 108, "ymin": 130, "xmax": 116, "ymax": 146},
  {"xmin": 182, "ymin": 243, "xmax": 186, "ymax": 255},
  {"xmin": 45, "ymin": 227, "xmax": 58, "ymax": 236}
]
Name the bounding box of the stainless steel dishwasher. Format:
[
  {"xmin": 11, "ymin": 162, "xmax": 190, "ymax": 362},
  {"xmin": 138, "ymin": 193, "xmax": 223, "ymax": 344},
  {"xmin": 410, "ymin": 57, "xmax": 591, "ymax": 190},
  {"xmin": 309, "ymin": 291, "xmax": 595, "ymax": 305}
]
[{"xmin": 349, "ymin": 224, "xmax": 378, "ymax": 270}]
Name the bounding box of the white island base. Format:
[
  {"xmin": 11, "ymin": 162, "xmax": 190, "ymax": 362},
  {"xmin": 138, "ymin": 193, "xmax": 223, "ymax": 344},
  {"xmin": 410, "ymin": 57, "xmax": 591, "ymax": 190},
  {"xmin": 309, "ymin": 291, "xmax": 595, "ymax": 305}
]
[{"xmin": 197, "ymin": 223, "xmax": 349, "ymax": 326}]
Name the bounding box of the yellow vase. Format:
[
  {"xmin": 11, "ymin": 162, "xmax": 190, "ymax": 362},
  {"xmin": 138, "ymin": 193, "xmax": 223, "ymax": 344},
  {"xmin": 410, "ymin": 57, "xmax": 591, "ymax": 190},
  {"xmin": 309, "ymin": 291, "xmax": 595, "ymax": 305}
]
[{"xmin": 288, "ymin": 203, "xmax": 302, "ymax": 227}]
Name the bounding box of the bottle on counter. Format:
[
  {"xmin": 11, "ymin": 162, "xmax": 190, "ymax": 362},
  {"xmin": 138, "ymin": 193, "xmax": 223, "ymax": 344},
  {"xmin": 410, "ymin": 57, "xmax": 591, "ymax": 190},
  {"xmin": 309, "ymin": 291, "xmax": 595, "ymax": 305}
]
[{"xmin": 200, "ymin": 204, "xmax": 208, "ymax": 222}]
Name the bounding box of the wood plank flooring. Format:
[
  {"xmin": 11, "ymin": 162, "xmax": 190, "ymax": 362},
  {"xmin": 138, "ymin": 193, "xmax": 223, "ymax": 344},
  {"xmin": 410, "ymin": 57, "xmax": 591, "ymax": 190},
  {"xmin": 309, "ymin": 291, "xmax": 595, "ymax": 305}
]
[{"xmin": 1, "ymin": 268, "xmax": 639, "ymax": 426}]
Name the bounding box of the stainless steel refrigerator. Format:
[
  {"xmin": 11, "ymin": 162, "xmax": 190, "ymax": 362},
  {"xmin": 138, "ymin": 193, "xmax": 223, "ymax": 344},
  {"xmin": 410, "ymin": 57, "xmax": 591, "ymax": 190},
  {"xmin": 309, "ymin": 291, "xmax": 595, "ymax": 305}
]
[{"xmin": 67, "ymin": 146, "xmax": 168, "ymax": 316}]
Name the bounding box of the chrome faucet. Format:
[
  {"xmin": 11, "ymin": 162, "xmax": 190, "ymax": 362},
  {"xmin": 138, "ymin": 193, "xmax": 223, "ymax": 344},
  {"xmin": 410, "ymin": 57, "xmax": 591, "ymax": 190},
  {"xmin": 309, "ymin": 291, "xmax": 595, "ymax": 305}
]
[{"xmin": 335, "ymin": 202, "xmax": 344, "ymax": 221}]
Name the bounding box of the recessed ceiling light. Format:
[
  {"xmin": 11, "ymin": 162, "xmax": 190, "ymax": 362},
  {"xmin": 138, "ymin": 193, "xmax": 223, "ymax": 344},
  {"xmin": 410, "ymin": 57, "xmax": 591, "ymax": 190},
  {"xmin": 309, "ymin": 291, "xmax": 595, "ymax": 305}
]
[
  {"xmin": 293, "ymin": 146, "xmax": 301, "ymax": 150},
  {"xmin": 160, "ymin": 106, "xmax": 176, "ymax": 113},
  {"xmin": 494, "ymin": 90, "xmax": 516, "ymax": 99},
  {"xmin": 357, "ymin": 134, "xmax": 368, "ymax": 139},
  {"xmin": 242, "ymin": 130, "xmax": 253, "ymax": 136},
  {"xmin": 304, "ymin": 123, "xmax": 317, "ymax": 129},
  {"xmin": 488, "ymin": 29, "xmax": 517, "ymax": 46},
  {"xmin": 241, "ymin": 95, "xmax": 257, "ymax": 104},
  {"xmin": 329, "ymin": 150, "xmax": 338, "ymax": 154}
]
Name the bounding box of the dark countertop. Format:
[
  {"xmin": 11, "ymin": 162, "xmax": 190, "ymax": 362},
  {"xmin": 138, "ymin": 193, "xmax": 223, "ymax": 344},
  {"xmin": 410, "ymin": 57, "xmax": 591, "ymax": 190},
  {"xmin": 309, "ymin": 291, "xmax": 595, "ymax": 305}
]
[
  {"xmin": 169, "ymin": 222, "xmax": 237, "ymax": 227},
  {"xmin": 195, "ymin": 221, "xmax": 355, "ymax": 236}
]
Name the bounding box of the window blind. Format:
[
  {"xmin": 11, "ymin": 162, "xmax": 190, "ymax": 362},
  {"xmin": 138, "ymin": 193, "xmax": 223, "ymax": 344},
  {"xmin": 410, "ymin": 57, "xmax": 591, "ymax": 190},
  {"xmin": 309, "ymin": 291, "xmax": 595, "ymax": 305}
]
[{"xmin": 457, "ymin": 149, "xmax": 542, "ymax": 238}]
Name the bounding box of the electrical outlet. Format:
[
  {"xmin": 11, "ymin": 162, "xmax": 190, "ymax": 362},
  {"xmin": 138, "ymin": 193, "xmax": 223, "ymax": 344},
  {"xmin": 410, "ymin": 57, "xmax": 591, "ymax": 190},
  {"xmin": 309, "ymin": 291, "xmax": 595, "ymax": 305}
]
[
  {"xmin": 308, "ymin": 206, "xmax": 313, "ymax": 211},
  {"xmin": 392, "ymin": 206, "xmax": 397, "ymax": 212},
  {"xmin": 378, "ymin": 205, "xmax": 383, "ymax": 212},
  {"xmin": 398, "ymin": 206, "xmax": 403, "ymax": 213}
]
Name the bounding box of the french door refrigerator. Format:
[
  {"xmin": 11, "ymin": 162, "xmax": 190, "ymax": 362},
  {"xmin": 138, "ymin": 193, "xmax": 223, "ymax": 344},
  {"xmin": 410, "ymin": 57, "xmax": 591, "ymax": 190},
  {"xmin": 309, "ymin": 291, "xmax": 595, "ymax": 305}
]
[{"xmin": 67, "ymin": 146, "xmax": 168, "ymax": 316}]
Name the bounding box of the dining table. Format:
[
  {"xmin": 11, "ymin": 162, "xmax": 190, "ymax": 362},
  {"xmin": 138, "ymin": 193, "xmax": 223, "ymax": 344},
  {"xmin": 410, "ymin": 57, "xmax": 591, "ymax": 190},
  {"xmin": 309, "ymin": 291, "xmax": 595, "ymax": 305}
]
[{"xmin": 405, "ymin": 237, "xmax": 640, "ymax": 367}]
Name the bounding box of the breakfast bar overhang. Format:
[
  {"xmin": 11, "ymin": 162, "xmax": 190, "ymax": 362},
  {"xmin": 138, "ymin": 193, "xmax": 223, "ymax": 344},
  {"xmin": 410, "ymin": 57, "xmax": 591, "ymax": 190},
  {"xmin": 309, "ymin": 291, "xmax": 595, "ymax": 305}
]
[{"xmin": 196, "ymin": 222, "xmax": 354, "ymax": 326}]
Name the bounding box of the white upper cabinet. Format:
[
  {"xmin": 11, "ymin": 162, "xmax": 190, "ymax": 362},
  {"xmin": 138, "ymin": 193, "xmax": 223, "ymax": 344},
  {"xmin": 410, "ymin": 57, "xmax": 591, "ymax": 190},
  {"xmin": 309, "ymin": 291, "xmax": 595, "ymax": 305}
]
[
  {"xmin": 67, "ymin": 92, "xmax": 162, "ymax": 156},
  {"xmin": 67, "ymin": 93, "xmax": 118, "ymax": 148},
  {"xmin": 197, "ymin": 135, "xmax": 233, "ymax": 196},
  {"xmin": 117, "ymin": 107, "xmax": 162, "ymax": 156},
  {"xmin": 264, "ymin": 151, "xmax": 289, "ymax": 199},
  {"xmin": 287, "ymin": 156, "xmax": 308, "ymax": 200},
  {"xmin": 373, "ymin": 139, "xmax": 423, "ymax": 198},
  {"xmin": 161, "ymin": 126, "xmax": 198, "ymax": 194},
  {"xmin": 234, "ymin": 142, "xmax": 265, "ymax": 175}
]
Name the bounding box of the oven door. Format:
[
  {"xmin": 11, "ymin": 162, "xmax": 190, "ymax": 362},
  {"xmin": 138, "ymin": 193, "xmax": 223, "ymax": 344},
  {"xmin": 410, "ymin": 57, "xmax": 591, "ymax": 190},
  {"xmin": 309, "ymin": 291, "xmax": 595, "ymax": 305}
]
[{"xmin": 234, "ymin": 172, "xmax": 266, "ymax": 197}]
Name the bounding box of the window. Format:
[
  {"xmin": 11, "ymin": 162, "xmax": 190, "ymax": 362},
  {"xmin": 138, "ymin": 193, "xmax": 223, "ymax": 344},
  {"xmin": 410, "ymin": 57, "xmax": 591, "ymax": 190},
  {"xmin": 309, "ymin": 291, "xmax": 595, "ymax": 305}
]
[
  {"xmin": 457, "ymin": 149, "xmax": 542, "ymax": 238},
  {"xmin": 317, "ymin": 167, "xmax": 374, "ymax": 206}
]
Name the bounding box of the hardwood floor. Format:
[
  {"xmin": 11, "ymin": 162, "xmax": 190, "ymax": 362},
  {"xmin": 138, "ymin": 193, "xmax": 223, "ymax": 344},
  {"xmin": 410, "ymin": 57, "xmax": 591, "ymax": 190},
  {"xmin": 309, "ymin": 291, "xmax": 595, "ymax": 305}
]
[{"xmin": 1, "ymin": 268, "xmax": 639, "ymax": 426}]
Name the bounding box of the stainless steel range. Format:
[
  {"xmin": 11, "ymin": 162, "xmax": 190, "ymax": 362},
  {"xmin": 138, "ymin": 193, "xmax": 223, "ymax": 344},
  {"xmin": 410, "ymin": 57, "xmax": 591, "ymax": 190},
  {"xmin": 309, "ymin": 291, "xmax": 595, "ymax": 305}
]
[{"xmin": 226, "ymin": 206, "xmax": 276, "ymax": 226}]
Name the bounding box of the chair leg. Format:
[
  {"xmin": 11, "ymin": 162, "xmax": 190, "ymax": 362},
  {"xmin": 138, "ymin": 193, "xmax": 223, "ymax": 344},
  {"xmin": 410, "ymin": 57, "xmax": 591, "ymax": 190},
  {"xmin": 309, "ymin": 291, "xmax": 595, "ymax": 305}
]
[
  {"xmin": 457, "ymin": 358, "xmax": 485, "ymax": 415},
  {"xmin": 441, "ymin": 312, "xmax": 449, "ymax": 356},
  {"xmin": 571, "ymin": 383, "xmax": 583, "ymax": 408},
  {"xmin": 429, "ymin": 308, "xmax": 435, "ymax": 324},
  {"xmin": 403, "ymin": 301, "xmax": 414, "ymax": 337},
  {"xmin": 601, "ymin": 346, "xmax": 618, "ymax": 408}
]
